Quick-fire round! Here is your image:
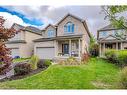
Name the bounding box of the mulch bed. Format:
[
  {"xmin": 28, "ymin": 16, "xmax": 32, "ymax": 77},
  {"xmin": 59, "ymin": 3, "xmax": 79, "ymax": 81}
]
[{"xmin": 0, "ymin": 67, "xmax": 48, "ymax": 82}]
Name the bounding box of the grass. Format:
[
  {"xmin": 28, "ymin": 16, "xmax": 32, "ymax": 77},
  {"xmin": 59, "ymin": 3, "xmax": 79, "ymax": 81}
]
[
  {"xmin": 13, "ymin": 58, "xmax": 30, "ymax": 63},
  {"xmin": 0, "ymin": 58, "xmax": 120, "ymax": 89}
]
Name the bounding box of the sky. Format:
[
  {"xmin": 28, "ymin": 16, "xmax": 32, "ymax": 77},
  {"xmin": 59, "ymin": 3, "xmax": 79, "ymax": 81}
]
[{"xmin": 0, "ymin": 6, "xmax": 110, "ymax": 36}]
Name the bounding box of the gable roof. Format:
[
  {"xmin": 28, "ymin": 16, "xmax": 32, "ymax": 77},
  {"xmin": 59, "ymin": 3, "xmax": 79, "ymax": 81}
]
[
  {"xmin": 11, "ymin": 23, "xmax": 25, "ymax": 30},
  {"xmin": 24, "ymin": 26, "xmax": 42, "ymax": 35},
  {"xmin": 11, "ymin": 23, "xmax": 42, "ymax": 35},
  {"xmin": 55, "ymin": 13, "xmax": 91, "ymax": 38},
  {"xmin": 56, "ymin": 13, "xmax": 84, "ymax": 26},
  {"xmin": 98, "ymin": 24, "xmax": 124, "ymax": 31},
  {"xmin": 43, "ymin": 24, "xmax": 56, "ymax": 30},
  {"xmin": 100, "ymin": 35, "xmax": 121, "ymax": 41}
]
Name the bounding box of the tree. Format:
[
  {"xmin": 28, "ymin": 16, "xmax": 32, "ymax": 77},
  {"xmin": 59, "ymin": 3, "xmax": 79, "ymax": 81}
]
[
  {"xmin": 0, "ymin": 16, "xmax": 19, "ymax": 74},
  {"xmin": 89, "ymin": 34, "xmax": 99, "ymax": 57},
  {"xmin": 101, "ymin": 6, "xmax": 127, "ymax": 29}
]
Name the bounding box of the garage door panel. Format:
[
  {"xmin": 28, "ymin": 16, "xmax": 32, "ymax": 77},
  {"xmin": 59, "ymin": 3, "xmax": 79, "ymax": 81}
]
[{"xmin": 36, "ymin": 47, "xmax": 55, "ymax": 59}]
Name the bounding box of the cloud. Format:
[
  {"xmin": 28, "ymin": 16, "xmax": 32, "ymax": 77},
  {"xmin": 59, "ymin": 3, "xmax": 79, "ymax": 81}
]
[
  {"xmin": 1, "ymin": 6, "xmax": 110, "ymax": 36},
  {"xmin": 0, "ymin": 12, "xmax": 30, "ymax": 28}
]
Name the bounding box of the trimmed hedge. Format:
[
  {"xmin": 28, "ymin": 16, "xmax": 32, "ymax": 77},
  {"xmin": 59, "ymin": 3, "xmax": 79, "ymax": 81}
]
[{"xmin": 105, "ymin": 49, "xmax": 127, "ymax": 67}]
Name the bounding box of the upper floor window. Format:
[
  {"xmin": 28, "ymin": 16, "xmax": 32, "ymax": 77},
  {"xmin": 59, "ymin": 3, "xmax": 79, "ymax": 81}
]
[
  {"xmin": 64, "ymin": 22, "xmax": 74, "ymax": 33},
  {"xmin": 99, "ymin": 31, "xmax": 107, "ymax": 38},
  {"xmin": 47, "ymin": 30, "xmax": 55, "ymax": 37}
]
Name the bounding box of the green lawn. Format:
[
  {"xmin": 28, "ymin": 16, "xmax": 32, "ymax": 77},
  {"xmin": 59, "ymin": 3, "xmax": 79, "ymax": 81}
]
[
  {"xmin": 0, "ymin": 58, "xmax": 120, "ymax": 89},
  {"xmin": 13, "ymin": 58, "xmax": 30, "ymax": 63}
]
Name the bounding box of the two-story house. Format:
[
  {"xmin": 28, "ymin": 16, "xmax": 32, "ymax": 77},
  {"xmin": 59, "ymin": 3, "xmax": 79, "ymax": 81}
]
[
  {"xmin": 33, "ymin": 14, "xmax": 91, "ymax": 60},
  {"xmin": 6, "ymin": 23, "xmax": 42, "ymax": 58},
  {"xmin": 97, "ymin": 24, "xmax": 127, "ymax": 57}
]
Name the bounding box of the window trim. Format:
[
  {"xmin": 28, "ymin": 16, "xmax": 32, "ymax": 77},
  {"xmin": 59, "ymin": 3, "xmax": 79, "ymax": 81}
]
[
  {"xmin": 47, "ymin": 30, "xmax": 55, "ymax": 37},
  {"xmin": 64, "ymin": 22, "xmax": 74, "ymax": 34}
]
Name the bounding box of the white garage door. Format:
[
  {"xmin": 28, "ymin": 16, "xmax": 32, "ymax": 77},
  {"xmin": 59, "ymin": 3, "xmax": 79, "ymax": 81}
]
[
  {"xmin": 36, "ymin": 47, "xmax": 55, "ymax": 59},
  {"xmin": 11, "ymin": 48, "xmax": 20, "ymax": 58}
]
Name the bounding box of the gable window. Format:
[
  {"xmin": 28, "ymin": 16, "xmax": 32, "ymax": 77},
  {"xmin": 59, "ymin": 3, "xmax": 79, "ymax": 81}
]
[
  {"xmin": 64, "ymin": 22, "xmax": 74, "ymax": 33},
  {"xmin": 99, "ymin": 31, "xmax": 107, "ymax": 38},
  {"xmin": 47, "ymin": 30, "xmax": 55, "ymax": 37},
  {"xmin": 102, "ymin": 31, "xmax": 107, "ymax": 36}
]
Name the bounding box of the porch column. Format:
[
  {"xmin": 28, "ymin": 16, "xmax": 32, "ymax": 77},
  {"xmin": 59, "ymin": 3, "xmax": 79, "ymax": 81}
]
[
  {"xmin": 78, "ymin": 39, "xmax": 81, "ymax": 58},
  {"xmin": 121, "ymin": 42, "xmax": 123, "ymax": 50},
  {"xmin": 116, "ymin": 42, "xmax": 118, "ymax": 50},
  {"xmin": 99, "ymin": 43, "xmax": 102, "ymax": 57},
  {"xmin": 54, "ymin": 40, "xmax": 58, "ymax": 57},
  {"xmin": 103, "ymin": 43, "xmax": 105, "ymax": 56},
  {"xmin": 69, "ymin": 39, "xmax": 71, "ymax": 56}
]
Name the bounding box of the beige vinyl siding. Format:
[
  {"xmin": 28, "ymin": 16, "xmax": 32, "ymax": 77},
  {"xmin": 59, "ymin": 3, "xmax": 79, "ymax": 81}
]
[
  {"xmin": 57, "ymin": 15, "xmax": 85, "ymax": 36},
  {"xmin": 22, "ymin": 31, "xmax": 42, "ymax": 57},
  {"xmin": 44, "ymin": 25, "xmax": 56, "ymax": 38}
]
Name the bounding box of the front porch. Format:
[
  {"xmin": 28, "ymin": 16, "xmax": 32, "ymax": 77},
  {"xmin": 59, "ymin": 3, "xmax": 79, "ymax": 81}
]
[
  {"xmin": 99, "ymin": 42, "xmax": 123, "ymax": 57},
  {"xmin": 54, "ymin": 38, "xmax": 82, "ymax": 59}
]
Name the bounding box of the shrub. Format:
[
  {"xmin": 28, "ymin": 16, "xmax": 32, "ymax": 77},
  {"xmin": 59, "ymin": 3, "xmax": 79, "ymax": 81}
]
[
  {"xmin": 89, "ymin": 44, "xmax": 99, "ymax": 57},
  {"xmin": 37, "ymin": 59, "xmax": 45, "ymax": 68},
  {"xmin": 105, "ymin": 49, "xmax": 127, "ymax": 67},
  {"xmin": 0, "ymin": 63, "xmax": 11, "ymax": 75},
  {"xmin": 37, "ymin": 59, "xmax": 52, "ymax": 68},
  {"xmin": 120, "ymin": 66, "xmax": 127, "ymax": 88},
  {"xmin": 117, "ymin": 50, "xmax": 127, "ymax": 67},
  {"xmin": 14, "ymin": 63, "xmax": 31, "ymax": 75},
  {"xmin": 81, "ymin": 53, "xmax": 90, "ymax": 63},
  {"xmin": 105, "ymin": 49, "xmax": 118, "ymax": 63},
  {"xmin": 0, "ymin": 64, "xmax": 6, "ymax": 75},
  {"xmin": 29, "ymin": 55, "xmax": 39, "ymax": 70},
  {"xmin": 44, "ymin": 59, "xmax": 52, "ymax": 66}
]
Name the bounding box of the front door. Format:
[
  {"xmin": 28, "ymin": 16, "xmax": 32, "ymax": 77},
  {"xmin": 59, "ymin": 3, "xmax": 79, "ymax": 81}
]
[
  {"xmin": 62, "ymin": 44, "xmax": 69, "ymax": 54},
  {"xmin": 106, "ymin": 44, "xmax": 113, "ymax": 49}
]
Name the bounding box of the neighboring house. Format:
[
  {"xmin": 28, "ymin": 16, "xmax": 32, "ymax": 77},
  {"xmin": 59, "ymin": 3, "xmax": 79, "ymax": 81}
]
[
  {"xmin": 6, "ymin": 23, "xmax": 42, "ymax": 58},
  {"xmin": 34, "ymin": 14, "xmax": 91, "ymax": 60},
  {"xmin": 97, "ymin": 24, "xmax": 127, "ymax": 56}
]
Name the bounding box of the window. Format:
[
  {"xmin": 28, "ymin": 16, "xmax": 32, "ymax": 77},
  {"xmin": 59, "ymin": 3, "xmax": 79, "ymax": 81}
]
[
  {"xmin": 102, "ymin": 31, "xmax": 107, "ymax": 36},
  {"xmin": 99, "ymin": 31, "xmax": 107, "ymax": 38},
  {"xmin": 64, "ymin": 22, "xmax": 74, "ymax": 33},
  {"xmin": 47, "ymin": 30, "xmax": 55, "ymax": 37}
]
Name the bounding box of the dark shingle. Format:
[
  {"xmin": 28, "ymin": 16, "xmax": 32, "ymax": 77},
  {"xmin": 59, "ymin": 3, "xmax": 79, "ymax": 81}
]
[
  {"xmin": 6, "ymin": 40, "xmax": 26, "ymax": 44},
  {"xmin": 24, "ymin": 26, "xmax": 42, "ymax": 35},
  {"xmin": 98, "ymin": 24, "xmax": 124, "ymax": 31},
  {"xmin": 33, "ymin": 35, "xmax": 82, "ymax": 42}
]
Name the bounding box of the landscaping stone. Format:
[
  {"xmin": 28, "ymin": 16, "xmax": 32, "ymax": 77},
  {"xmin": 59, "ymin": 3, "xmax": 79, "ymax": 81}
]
[
  {"xmin": 6, "ymin": 68, "xmax": 14, "ymax": 78},
  {"xmin": 0, "ymin": 75, "xmax": 6, "ymax": 80}
]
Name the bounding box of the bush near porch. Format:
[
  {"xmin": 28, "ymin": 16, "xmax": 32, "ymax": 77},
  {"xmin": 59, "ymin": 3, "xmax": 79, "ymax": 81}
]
[{"xmin": 105, "ymin": 49, "xmax": 127, "ymax": 67}]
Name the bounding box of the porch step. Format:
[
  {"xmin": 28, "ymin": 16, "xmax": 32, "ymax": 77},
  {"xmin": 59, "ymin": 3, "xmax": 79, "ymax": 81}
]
[{"xmin": 52, "ymin": 57, "xmax": 81, "ymax": 63}]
